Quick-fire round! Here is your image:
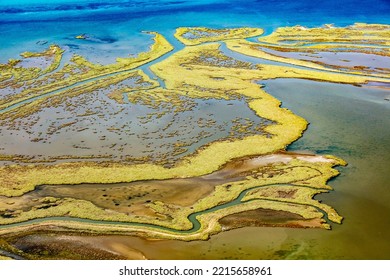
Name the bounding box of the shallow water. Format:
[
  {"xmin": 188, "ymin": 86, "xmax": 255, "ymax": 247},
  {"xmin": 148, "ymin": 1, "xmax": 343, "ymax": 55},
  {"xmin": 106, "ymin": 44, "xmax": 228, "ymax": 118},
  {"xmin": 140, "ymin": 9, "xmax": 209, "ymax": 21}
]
[
  {"xmin": 0, "ymin": 92, "xmax": 272, "ymax": 165},
  {"xmin": 1, "ymin": 0, "xmax": 390, "ymax": 259},
  {"xmin": 261, "ymin": 48, "xmax": 390, "ymax": 70}
]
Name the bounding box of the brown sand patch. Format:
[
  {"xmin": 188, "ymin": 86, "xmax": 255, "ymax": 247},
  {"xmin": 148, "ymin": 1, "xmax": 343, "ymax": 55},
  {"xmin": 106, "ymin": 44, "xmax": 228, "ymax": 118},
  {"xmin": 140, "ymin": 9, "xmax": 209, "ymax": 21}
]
[
  {"xmin": 219, "ymin": 208, "xmax": 316, "ymax": 230},
  {"xmin": 12, "ymin": 234, "xmax": 127, "ymax": 260}
]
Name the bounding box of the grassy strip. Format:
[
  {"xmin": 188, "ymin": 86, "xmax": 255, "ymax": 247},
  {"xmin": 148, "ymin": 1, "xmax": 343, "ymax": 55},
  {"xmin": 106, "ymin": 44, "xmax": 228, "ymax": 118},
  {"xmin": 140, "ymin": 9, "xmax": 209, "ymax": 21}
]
[
  {"xmin": 0, "ymin": 45, "xmax": 64, "ymax": 91},
  {"xmin": 257, "ymin": 23, "xmax": 390, "ymax": 46},
  {"xmin": 175, "ymin": 27, "xmax": 263, "ymax": 45},
  {"xmin": 0, "ymin": 157, "xmax": 344, "ymax": 240},
  {"xmin": 225, "ymin": 40, "xmax": 390, "ymax": 80},
  {"xmin": 0, "ymin": 70, "xmax": 157, "ymax": 121},
  {"xmin": 0, "ymin": 32, "xmax": 173, "ymax": 111}
]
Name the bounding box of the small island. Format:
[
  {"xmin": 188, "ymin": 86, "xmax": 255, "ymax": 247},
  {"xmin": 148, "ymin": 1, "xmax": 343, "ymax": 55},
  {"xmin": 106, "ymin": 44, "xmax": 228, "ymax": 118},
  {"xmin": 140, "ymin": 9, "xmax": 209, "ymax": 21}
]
[{"xmin": 75, "ymin": 34, "xmax": 88, "ymax": 40}]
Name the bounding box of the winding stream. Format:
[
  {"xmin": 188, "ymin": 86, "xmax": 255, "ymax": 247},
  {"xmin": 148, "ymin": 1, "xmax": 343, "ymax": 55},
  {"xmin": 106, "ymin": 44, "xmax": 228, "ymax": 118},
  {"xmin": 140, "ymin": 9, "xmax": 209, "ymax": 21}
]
[{"xmin": 0, "ymin": 182, "xmax": 330, "ymax": 235}]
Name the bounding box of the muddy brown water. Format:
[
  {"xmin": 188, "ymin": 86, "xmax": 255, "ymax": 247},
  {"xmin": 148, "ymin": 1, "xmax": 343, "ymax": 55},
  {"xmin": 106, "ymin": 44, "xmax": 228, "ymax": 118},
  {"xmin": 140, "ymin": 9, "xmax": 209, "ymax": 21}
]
[{"xmin": 0, "ymin": 153, "xmax": 299, "ymax": 217}]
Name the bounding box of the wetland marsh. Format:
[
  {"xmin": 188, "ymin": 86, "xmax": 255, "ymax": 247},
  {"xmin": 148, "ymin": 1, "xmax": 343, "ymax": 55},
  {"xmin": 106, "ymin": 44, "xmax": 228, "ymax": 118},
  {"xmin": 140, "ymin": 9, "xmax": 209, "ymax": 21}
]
[{"xmin": 0, "ymin": 0, "xmax": 389, "ymax": 260}]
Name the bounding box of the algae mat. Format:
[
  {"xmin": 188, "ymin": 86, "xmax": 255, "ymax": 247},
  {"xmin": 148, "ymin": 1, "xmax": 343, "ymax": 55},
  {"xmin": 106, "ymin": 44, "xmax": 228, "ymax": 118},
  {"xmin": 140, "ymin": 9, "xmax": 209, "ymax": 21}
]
[{"xmin": 1, "ymin": 24, "xmax": 389, "ymax": 259}]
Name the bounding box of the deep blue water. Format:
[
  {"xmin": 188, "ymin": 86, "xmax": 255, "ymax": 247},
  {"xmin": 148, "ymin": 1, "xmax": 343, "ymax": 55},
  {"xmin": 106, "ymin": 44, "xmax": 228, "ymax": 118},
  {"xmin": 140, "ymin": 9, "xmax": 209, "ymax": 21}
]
[{"xmin": 0, "ymin": 0, "xmax": 389, "ymax": 63}]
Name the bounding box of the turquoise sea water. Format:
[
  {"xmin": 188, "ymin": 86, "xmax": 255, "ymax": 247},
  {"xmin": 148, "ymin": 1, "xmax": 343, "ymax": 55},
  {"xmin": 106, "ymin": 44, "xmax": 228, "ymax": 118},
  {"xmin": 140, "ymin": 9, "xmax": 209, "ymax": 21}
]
[{"xmin": 1, "ymin": 0, "xmax": 390, "ymax": 62}]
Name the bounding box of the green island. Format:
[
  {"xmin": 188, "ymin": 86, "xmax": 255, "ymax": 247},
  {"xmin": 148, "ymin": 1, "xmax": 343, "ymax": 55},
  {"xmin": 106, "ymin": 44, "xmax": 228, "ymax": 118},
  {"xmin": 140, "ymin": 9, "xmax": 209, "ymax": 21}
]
[{"xmin": 0, "ymin": 24, "xmax": 389, "ymax": 259}]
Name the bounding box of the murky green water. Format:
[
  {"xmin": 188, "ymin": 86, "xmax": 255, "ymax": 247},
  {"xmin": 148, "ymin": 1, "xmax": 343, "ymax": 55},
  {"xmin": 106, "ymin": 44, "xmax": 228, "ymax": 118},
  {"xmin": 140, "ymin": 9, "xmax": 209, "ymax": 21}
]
[{"xmin": 244, "ymin": 79, "xmax": 390, "ymax": 259}]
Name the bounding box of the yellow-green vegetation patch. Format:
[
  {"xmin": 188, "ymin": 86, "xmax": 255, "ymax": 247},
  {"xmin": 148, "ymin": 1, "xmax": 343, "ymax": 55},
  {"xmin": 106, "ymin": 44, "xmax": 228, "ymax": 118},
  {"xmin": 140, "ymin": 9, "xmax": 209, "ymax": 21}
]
[
  {"xmin": 0, "ymin": 255, "xmax": 12, "ymax": 260},
  {"xmin": 0, "ymin": 45, "xmax": 64, "ymax": 94},
  {"xmin": 0, "ymin": 25, "xmax": 370, "ymax": 241},
  {"xmin": 0, "ymin": 155, "xmax": 344, "ymax": 239},
  {"xmin": 0, "ymin": 32, "xmax": 172, "ymax": 111},
  {"xmin": 1, "ymin": 43, "xmax": 313, "ymax": 197},
  {"xmin": 258, "ymin": 23, "xmax": 390, "ymax": 46},
  {"xmin": 75, "ymin": 34, "xmax": 87, "ymax": 40},
  {"xmin": 201, "ymin": 24, "xmax": 389, "ymax": 81},
  {"xmin": 175, "ymin": 27, "xmax": 263, "ymax": 45},
  {"xmin": 225, "ymin": 40, "xmax": 390, "ymax": 80},
  {"xmin": 0, "ymin": 69, "xmax": 156, "ymax": 121}
]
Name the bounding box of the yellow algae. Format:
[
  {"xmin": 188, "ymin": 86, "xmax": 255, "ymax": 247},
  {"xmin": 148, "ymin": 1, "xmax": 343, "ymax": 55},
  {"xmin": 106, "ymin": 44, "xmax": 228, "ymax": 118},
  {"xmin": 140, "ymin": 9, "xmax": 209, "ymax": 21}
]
[
  {"xmin": 0, "ymin": 70, "xmax": 157, "ymax": 122},
  {"xmin": 0, "ymin": 32, "xmax": 172, "ymax": 111},
  {"xmin": 1, "ymin": 45, "xmax": 313, "ymax": 197},
  {"xmin": 116, "ymin": 32, "xmax": 173, "ymax": 65},
  {"xmin": 257, "ymin": 23, "xmax": 390, "ymax": 46},
  {"xmin": 242, "ymin": 186, "xmax": 341, "ymax": 223},
  {"xmin": 175, "ymin": 27, "xmax": 263, "ymax": 45},
  {"xmin": 0, "ymin": 45, "xmax": 64, "ymax": 89},
  {"xmin": 247, "ymin": 23, "xmax": 390, "ymax": 79},
  {"xmin": 226, "ymin": 40, "xmax": 390, "ymax": 80},
  {"xmin": 20, "ymin": 45, "xmax": 63, "ymax": 59},
  {"xmin": 150, "ymin": 43, "xmax": 390, "ymax": 94},
  {"xmin": 0, "ymin": 155, "xmax": 343, "ymax": 239},
  {"xmin": 252, "ymin": 42, "xmax": 390, "ymax": 56},
  {"xmin": 126, "ymin": 87, "xmax": 195, "ymax": 109},
  {"xmin": 107, "ymin": 90, "xmax": 125, "ymax": 104},
  {"xmin": 75, "ymin": 34, "xmax": 87, "ymax": 40},
  {"xmin": 1, "ymin": 25, "xmax": 377, "ymax": 241}
]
